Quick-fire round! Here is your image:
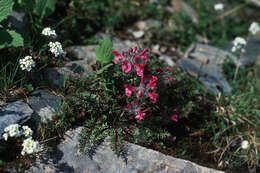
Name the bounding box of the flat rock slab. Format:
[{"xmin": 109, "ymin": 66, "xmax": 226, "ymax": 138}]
[
  {"xmin": 190, "ymin": 44, "xmax": 238, "ymax": 67},
  {"xmin": 66, "ymin": 33, "xmax": 137, "ymax": 62},
  {"xmin": 26, "ymin": 127, "xmax": 224, "ymax": 173},
  {"xmin": 0, "ymin": 100, "xmax": 33, "ymax": 140},
  {"xmin": 176, "ymin": 58, "xmax": 232, "ymax": 96},
  {"xmin": 44, "ymin": 60, "xmax": 93, "ymax": 88},
  {"xmin": 28, "ymin": 90, "xmax": 61, "ymax": 123}
]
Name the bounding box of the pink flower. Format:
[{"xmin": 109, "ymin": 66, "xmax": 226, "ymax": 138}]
[
  {"xmin": 146, "ymin": 76, "xmax": 158, "ymax": 90},
  {"xmin": 148, "ymin": 92, "xmax": 158, "ymax": 103},
  {"xmin": 171, "ymin": 114, "xmax": 178, "ymax": 122},
  {"xmin": 168, "ymin": 76, "xmax": 174, "ymax": 82},
  {"xmin": 124, "ymin": 84, "xmax": 136, "ymax": 97},
  {"xmin": 135, "ymin": 110, "xmax": 146, "ymax": 121},
  {"xmin": 111, "ymin": 50, "xmax": 122, "ymax": 64},
  {"xmin": 122, "ymin": 60, "xmax": 131, "ymax": 73},
  {"xmin": 135, "ymin": 64, "xmax": 145, "ymax": 76},
  {"xmin": 137, "ymin": 90, "xmax": 143, "ymax": 98}
]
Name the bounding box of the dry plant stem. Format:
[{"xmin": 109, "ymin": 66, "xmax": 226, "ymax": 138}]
[
  {"xmin": 233, "ymin": 54, "xmax": 241, "ymax": 81},
  {"xmin": 39, "ymin": 136, "xmax": 59, "ymax": 144}
]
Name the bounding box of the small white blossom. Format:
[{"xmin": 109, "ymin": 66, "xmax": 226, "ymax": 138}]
[
  {"xmin": 241, "ymin": 140, "xmax": 249, "ymax": 149},
  {"xmin": 3, "ymin": 124, "xmax": 21, "ymax": 140},
  {"xmin": 214, "ymin": 3, "xmax": 224, "ymax": 11},
  {"xmin": 3, "ymin": 133, "xmax": 8, "ymax": 141},
  {"xmin": 41, "ymin": 27, "xmax": 56, "ymax": 37},
  {"xmin": 21, "ymin": 138, "xmax": 40, "ymax": 155},
  {"xmin": 19, "ymin": 56, "xmax": 36, "ymax": 71},
  {"xmin": 22, "ymin": 126, "xmax": 33, "ymax": 137},
  {"xmin": 249, "ymin": 22, "xmax": 260, "ymax": 35},
  {"xmin": 48, "ymin": 41, "xmax": 66, "ymax": 57},
  {"xmin": 231, "ymin": 37, "xmax": 247, "ymax": 53}
]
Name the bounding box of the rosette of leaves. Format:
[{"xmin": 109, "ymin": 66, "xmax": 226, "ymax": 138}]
[{"xmin": 0, "ymin": 0, "xmax": 23, "ymax": 49}]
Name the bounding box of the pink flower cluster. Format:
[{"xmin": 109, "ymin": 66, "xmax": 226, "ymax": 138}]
[{"xmin": 111, "ymin": 47, "xmax": 178, "ymax": 122}]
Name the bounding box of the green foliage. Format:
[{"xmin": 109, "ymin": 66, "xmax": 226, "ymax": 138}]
[
  {"xmin": 0, "ymin": 29, "xmax": 24, "ymax": 49},
  {"xmin": 0, "ymin": 0, "xmax": 24, "ymax": 49},
  {"xmin": 33, "ymin": 0, "xmax": 56, "ymax": 21},
  {"xmin": 0, "ymin": 0, "xmax": 14, "ymax": 22},
  {"xmin": 95, "ymin": 38, "xmax": 114, "ymax": 64}
]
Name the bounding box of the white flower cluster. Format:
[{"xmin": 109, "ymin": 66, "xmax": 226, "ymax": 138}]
[
  {"xmin": 249, "ymin": 22, "xmax": 260, "ymax": 35},
  {"xmin": 214, "ymin": 3, "xmax": 224, "ymax": 11},
  {"xmin": 3, "ymin": 124, "xmax": 21, "ymax": 140},
  {"xmin": 48, "ymin": 41, "xmax": 66, "ymax": 57},
  {"xmin": 2, "ymin": 124, "xmax": 40, "ymax": 155},
  {"xmin": 241, "ymin": 140, "xmax": 249, "ymax": 149},
  {"xmin": 19, "ymin": 56, "xmax": 36, "ymax": 71},
  {"xmin": 21, "ymin": 138, "xmax": 40, "ymax": 155},
  {"xmin": 231, "ymin": 37, "xmax": 247, "ymax": 53},
  {"xmin": 41, "ymin": 27, "xmax": 57, "ymax": 37}
]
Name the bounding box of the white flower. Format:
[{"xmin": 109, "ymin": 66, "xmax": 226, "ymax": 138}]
[
  {"xmin": 249, "ymin": 22, "xmax": 260, "ymax": 35},
  {"xmin": 3, "ymin": 133, "xmax": 8, "ymax": 141},
  {"xmin": 48, "ymin": 41, "xmax": 66, "ymax": 57},
  {"xmin": 19, "ymin": 56, "xmax": 36, "ymax": 71},
  {"xmin": 3, "ymin": 124, "xmax": 21, "ymax": 139},
  {"xmin": 41, "ymin": 27, "xmax": 56, "ymax": 37},
  {"xmin": 214, "ymin": 3, "xmax": 224, "ymax": 11},
  {"xmin": 21, "ymin": 138, "xmax": 40, "ymax": 155},
  {"xmin": 231, "ymin": 37, "xmax": 247, "ymax": 53},
  {"xmin": 241, "ymin": 140, "xmax": 249, "ymax": 149},
  {"xmin": 22, "ymin": 126, "xmax": 33, "ymax": 137}
]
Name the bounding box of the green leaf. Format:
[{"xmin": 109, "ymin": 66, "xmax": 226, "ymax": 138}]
[
  {"xmin": 0, "ymin": 29, "xmax": 24, "ymax": 49},
  {"xmin": 95, "ymin": 38, "xmax": 114, "ymax": 64},
  {"xmin": 33, "ymin": 0, "xmax": 56, "ymax": 20},
  {"xmin": 0, "ymin": 0, "xmax": 14, "ymax": 22},
  {"xmin": 97, "ymin": 63, "xmax": 113, "ymax": 74}
]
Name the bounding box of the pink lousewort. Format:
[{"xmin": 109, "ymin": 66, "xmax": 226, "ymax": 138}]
[
  {"xmin": 124, "ymin": 84, "xmax": 136, "ymax": 97},
  {"xmin": 135, "ymin": 64, "xmax": 145, "ymax": 77},
  {"xmin": 122, "ymin": 60, "xmax": 131, "ymax": 73},
  {"xmin": 148, "ymin": 92, "xmax": 158, "ymax": 103},
  {"xmin": 111, "ymin": 50, "xmax": 122, "ymax": 64}
]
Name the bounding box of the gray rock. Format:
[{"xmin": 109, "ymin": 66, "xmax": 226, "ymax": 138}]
[
  {"xmin": 0, "ymin": 100, "xmax": 33, "ymax": 140},
  {"xmin": 224, "ymin": 38, "xmax": 260, "ymax": 67},
  {"xmin": 7, "ymin": 11, "xmax": 29, "ymax": 39},
  {"xmin": 28, "ymin": 90, "xmax": 61, "ymax": 123},
  {"xmin": 66, "ymin": 37, "xmax": 137, "ymax": 62},
  {"xmin": 26, "ymin": 127, "xmax": 224, "ymax": 173},
  {"xmin": 248, "ymin": 0, "xmax": 260, "ymax": 7},
  {"xmin": 190, "ymin": 44, "xmax": 238, "ymax": 67},
  {"xmin": 135, "ymin": 19, "xmax": 162, "ymax": 31},
  {"xmin": 66, "ymin": 45, "xmax": 96, "ymax": 63},
  {"xmin": 171, "ymin": 0, "xmax": 199, "ymax": 25},
  {"xmin": 176, "ymin": 58, "xmax": 232, "ymax": 96},
  {"xmin": 44, "ymin": 60, "xmax": 93, "ymax": 88}
]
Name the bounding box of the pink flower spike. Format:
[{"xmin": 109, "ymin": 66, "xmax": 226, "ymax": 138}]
[
  {"xmin": 135, "ymin": 110, "xmax": 146, "ymax": 121},
  {"xmin": 122, "ymin": 60, "xmax": 132, "ymax": 73},
  {"xmin": 168, "ymin": 76, "xmax": 174, "ymax": 82},
  {"xmin": 171, "ymin": 114, "xmax": 178, "ymax": 122},
  {"xmin": 129, "ymin": 47, "xmax": 133, "ymax": 53},
  {"xmin": 167, "ymin": 66, "xmax": 171, "ymax": 71},
  {"xmin": 135, "ymin": 64, "xmax": 145, "ymax": 77},
  {"xmin": 124, "ymin": 84, "xmax": 136, "ymax": 97},
  {"xmin": 138, "ymin": 49, "xmax": 148, "ymax": 57},
  {"xmin": 147, "ymin": 76, "xmax": 158, "ymax": 90},
  {"xmin": 111, "ymin": 50, "xmax": 122, "ymax": 64},
  {"xmin": 133, "ymin": 46, "xmax": 137, "ymax": 53},
  {"xmin": 148, "ymin": 92, "xmax": 158, "ymax": 103}
]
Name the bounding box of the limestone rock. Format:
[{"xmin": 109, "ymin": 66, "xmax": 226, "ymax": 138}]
[
  {"xmin": 0, "ymin": 100, "xmax": 33, "ymax": 140},
  {"xmin": 28, "ymin": 90, "xmax": 61, "ymax": 123},
  {"xmin": 44, "ymin": 60, "xmax": 93, "ymax": 88},
  {"xmin": 171, "ymin": 0, "xmax": 199, "ymax": 24},
  {"xmin": 176, "ymin": 58, "xmax": 232, "ymax": 96},
  {"xmin": 26, "ymin": 127, "xmax": 224, "ymax": 173}
]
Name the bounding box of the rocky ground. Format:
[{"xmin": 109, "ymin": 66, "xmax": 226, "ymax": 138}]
[{"xmin": 1, "ymin": 1, "xmax": 260, "ymax": 172}]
